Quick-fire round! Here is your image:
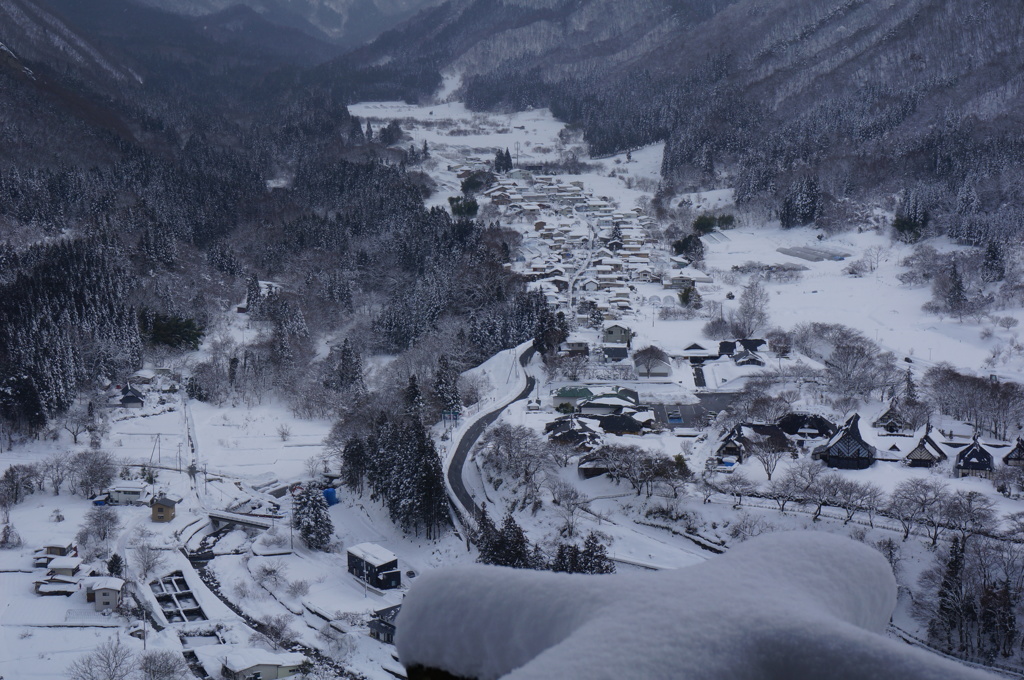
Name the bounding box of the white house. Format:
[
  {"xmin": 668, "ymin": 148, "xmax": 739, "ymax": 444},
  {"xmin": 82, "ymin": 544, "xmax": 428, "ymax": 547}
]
[
  {"xmin": 86, "ymin": 577, "xmax": 125, "ymax": 611},
  {"xmin": 105, "ymin": 480, "xmax": 153, "ymax": 506}
]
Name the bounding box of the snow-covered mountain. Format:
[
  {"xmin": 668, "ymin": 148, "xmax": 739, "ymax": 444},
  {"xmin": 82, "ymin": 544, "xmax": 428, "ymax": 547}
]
[
  {"xmin": 0, "ymin": 0, "xmax": 138, "ymax": 84},
  {"xmin": 131, "ymin": 0, "xmax": 443, "ymax": 45}
]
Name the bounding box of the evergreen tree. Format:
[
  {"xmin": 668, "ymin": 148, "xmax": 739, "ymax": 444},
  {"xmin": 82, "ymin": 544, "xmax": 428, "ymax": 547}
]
[
  {"xmin": 504, "ymin": 149, "xmax": 513, "ymax": 170},
  {"xmin": 365, "ymin": 121, "xmax": 373, "ymax": 140},
  {"xmin": 415, "ymin": 425, "xmax": 450, "ymax": 539},
  {"xmin": 335, "ymin": 339, "xmax": 365, "ymax": 393},
  {"xmin": 245, "ymin": 275, "xmax": 262, "ymax": 313},
  {"xmin": 494, "ymin": 149, "xmax": 507, "ymax": 172},
  {"xmin": 292, "ymin": 484, "xmax": 334, "ymax": 551},
  {"xmin": 945, "ymin": 261, "xmax": 968, "ymax": 320},
  {"xmin": 432, "ymin": 355, "xmax": 462, "ymax": 417},
  {"xmin": 551, "ymin": 541, "xmax": 581, "ymax": 573},
  {"xmin": 930, "ymin": 537, "xmax": 965, "ymax": 648},
  {"xmin": 579, "ymin": 532, "xmax": 615, "ymax": 574},
  {"xmin": 404, "ymin": 375, "xmax": 425, "ymax": 421},
  {"xmin": 341, "ymin": 437, "xmax": 367, "ymax": 495},
  {"xmin": 497, "ymin": 510, "xmax": 533, "ymax": 569},
  {"xmin": 982, "ymin": 242, "xmax": 1005, "ymax": 283},
  {"xmin": 608, "ymin": 224, "xmax": 623, "ymax": 251},
  {"xmin": 474, "ymin": 505, "xmax": 502, "ymax": 565},
  {"xmin": 106, "ymin": 553, "xmax": 123, "ymax": 577}
]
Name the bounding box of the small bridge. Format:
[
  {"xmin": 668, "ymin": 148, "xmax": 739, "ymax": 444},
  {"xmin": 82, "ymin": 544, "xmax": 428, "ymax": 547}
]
[{"xmin": 207, "ymin": 510, "xmax": 279, "ymax": 532}]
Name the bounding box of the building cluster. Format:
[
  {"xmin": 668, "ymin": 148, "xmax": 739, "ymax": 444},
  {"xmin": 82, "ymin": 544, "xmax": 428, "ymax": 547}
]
[
  {"xmin": 711, "ymin": 404, "xmax": 1024, "ymax": 480},
  {"xmin": 484, "ymin": 170, "xmax": 680, "ymax": 319},
  {"xmin": 32, "ymin": 542, "xmax": 127, "ymax": 612}
]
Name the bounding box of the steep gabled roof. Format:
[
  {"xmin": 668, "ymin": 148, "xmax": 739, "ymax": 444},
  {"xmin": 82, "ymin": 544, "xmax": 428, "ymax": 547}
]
[
  {"xmin": 955, "ymin": 440, "xmax": 994, "ymax": 471},
  {"xmin": 905, "ymin": 426, "xmax": 949, "ymax": 463},
  {"xmin": 1003, "ymin": 438, "xmax": 1024, "ymax": 465},
  {"xmin": 813, "ymin": 414, "xmax": 874, "ymax": 459}
]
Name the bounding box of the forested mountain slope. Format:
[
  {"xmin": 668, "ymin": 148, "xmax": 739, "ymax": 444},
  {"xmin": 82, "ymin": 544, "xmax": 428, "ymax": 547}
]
[
  {"xmin": 336, "ymin": 0, "xmax": 1024, "ymax": 240},
  {"xmin": 130, "ymin": 0, "xmax": 442, "ymax": 46},
  {"xmin": 0, "ymin": 0, "xmax": 542, "ymax": 445}
]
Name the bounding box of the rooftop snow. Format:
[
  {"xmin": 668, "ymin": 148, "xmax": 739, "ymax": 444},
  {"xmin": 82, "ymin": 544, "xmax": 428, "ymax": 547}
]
[{"xmin": 348, "ymin": 542, "xmax": 397, "ymax": 566}]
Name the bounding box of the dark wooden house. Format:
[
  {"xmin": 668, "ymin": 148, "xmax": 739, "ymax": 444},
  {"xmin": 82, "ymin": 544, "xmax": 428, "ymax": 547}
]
[
  {"xmin": 597, "ymin": 414, "xmax": 644, "ymax": 436},
  {"xmin": 904, "ymin": 426, "xmax": 949, "ymax": 468},
  {"xmin": 546, "ymin": 416, "xmax": 601, "ymax": 450},
  {"xmin": 812, "ymin": 414, "xmax": 875, "ymax": 469},
  {"xmin": 120, "ymin": 386, "xmax": 144, "ymax": 409},
  {"xmin": 347, "ymin": 543, "xmax": 401, "ymax": 590},
  {"xmin": 369, "ymin": 605, "xmax": 401, "ymax": 644},
  {"xmin": 1003, "ymin": 438, "xmax": 1024, "ymax": 468},
  {"xmin": 577, "ymin": 452, "xmax": 612, "ymax": 479},
  {"xmin": 716, "ymin": 424, "xmax": 791, "ymax": 463},
  {"xmin": 732, "ymin": 349, "xmax": 765, "ymax": 367},
  {"xmin": 777, "ymin": 413, "xmax": 836, "ymax": 449},
  {"xmin": 954, "ymin": 440, "xmax": 995, "ymax": 479},
  {"xmin": 872, "ymin": 402, "xmax": 911, "ymax": 434}
]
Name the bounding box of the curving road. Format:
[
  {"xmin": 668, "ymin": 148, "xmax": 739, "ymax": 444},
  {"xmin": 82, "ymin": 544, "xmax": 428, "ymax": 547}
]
[{"xmin": 447, "ymin": 347, "xmax": 536, "ymax": 519}]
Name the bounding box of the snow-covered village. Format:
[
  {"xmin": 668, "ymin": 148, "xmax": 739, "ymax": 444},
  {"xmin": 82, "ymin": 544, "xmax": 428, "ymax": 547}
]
[{"xmin": 4, "ymin": 2, "xmax": 1024, "ymax": 679}]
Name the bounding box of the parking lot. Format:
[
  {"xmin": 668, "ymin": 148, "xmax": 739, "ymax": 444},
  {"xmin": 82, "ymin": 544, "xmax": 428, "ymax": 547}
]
[{"xmin": 648, "ymin": 393, "xmax": 739, "ymax": 429}]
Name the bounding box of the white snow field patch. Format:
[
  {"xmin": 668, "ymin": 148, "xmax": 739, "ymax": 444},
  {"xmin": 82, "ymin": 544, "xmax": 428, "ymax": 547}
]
[{"xmin": 396, "ymin": 532, "xmax": 994, "ymax": 680}]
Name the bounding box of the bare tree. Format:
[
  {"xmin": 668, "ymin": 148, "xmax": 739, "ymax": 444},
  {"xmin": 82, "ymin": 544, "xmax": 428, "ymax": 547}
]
[
  {"xmin": 68, "ymin": 638, "xmax": 135, "ymax": 680},
  {"xmin": 250, "ymin": 614, "xmax": 295, "ymax": 650},
  {"xmin": 560, "ymin": 354, "xmax": 590, "ymax": 381},
  {"xmin": 480, "ymin": 424, "xmax": 554, "ymax": 502},
  {"xmin": 730, "ymin": 278, "xmax": 769, "ymax": 338},
  {"xmin": 633, "ymin": 345, "xmax": 670, "ymax": 378},
  {"xmin": 806, "ymin": 473, "xmax": 843, "ymax": 520},
  {"xmin": 860, "ymin": 482, "xmax": 886, "ymax": 528},
  {"xmin": 548, "ymin": 442, "xmax": 577, "ymax": 468},
  {"xmin": 43, "ymin": 452, "xmax": 72, "ymax": 495},
  {"xmin": 548, "ymin": 479, "xmax": 590, "ymax": 537},
  {"xmin": 133, "ymin": 545, "xmax": 167, "ymax": 581},
  {"xmin": 888, "ymin": 478, "xmax": 945, "ymax": 542},
  {"xmin": 138, "ymin": 649, "xmax": 189, "ymax": 680},
  {"xmin": 789, "ymin": 458, "xmax": 825, "ymax": 493},
  {"xmin": 84, "ymin": 505, "xmax": 122, "ymax": 543},
  {"xmin": 698, "ymin": 477, "xmax": 717, "ymax": 504},
  {"xmin": 748, "ymin": 434, "xmax": 787, "ymax": 481},
  {"xmin": 253, "ymin": 559, "xmax": 287, "ymax": 589},
  {"xmin": 767, "ymin": 470, "xmax": 802, "ymax": 513},
  {"xmin": 63, "ymin": 405, "xmax": 93, "ymax": 445},
  {"xmin": 943, "ymin": 490, "xmax": 995, "ymax": 545},
  {"xmin": 915, "ymin": 480, "xmax": 951, "ymax": 547},
  {"xmin": 599, "ymin": 445, "xmax": 667, "ymax": 497},
  {"xmin": 304, "ymin": 452, "xmax": 329, "ymax": 481},
  {"xmin": 728, "ymin": 512, "xmax": 774, "ymax": 541},
  {"xmin": 71, "ymin": 450, "xmax": 117, "ymax": 497},
  {"xmin": 719, "ymin": 471, "xmax": 756, "ymax": 507}
]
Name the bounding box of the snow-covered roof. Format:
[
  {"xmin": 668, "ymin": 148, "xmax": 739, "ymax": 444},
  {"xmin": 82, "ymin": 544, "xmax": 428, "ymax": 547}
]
[
  {"xmin": 47, "ymin": 556, "xmax": 83, "ymax": 570},
  {"xmin": 109, "ymin": 480, "xmax": 150, "ymax": 492},
  {"xmin": 348, "ymin": 543, "xmax": 397, "ymax": 567},
  {"xmin": 224, "ymin": 649, "xmax": 306, "ymax": 672},
  {"xmin": 194, "ymin": 645, "xmax": 306, "ymax": 676},
  {"xmin": 89, "ymin": 577, "xmax": 125, "ymax": 591}
]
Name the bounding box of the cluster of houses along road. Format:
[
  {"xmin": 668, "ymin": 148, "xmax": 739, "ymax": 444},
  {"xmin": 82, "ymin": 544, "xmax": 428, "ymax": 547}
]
[{"xmin": 483, "ymin": 169, "xmax": 708, "ymax": 320}]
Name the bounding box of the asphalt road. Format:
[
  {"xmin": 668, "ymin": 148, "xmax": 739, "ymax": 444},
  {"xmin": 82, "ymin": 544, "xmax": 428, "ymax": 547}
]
[{"xmin": 447, "ymin": 347, "xmax": 536, "ymax": 518}]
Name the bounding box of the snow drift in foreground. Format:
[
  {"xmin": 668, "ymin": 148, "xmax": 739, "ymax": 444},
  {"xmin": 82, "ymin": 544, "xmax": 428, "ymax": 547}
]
[{"xmin": 395, "ymin": 532, "xmax": 993, "ymax": 679}]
